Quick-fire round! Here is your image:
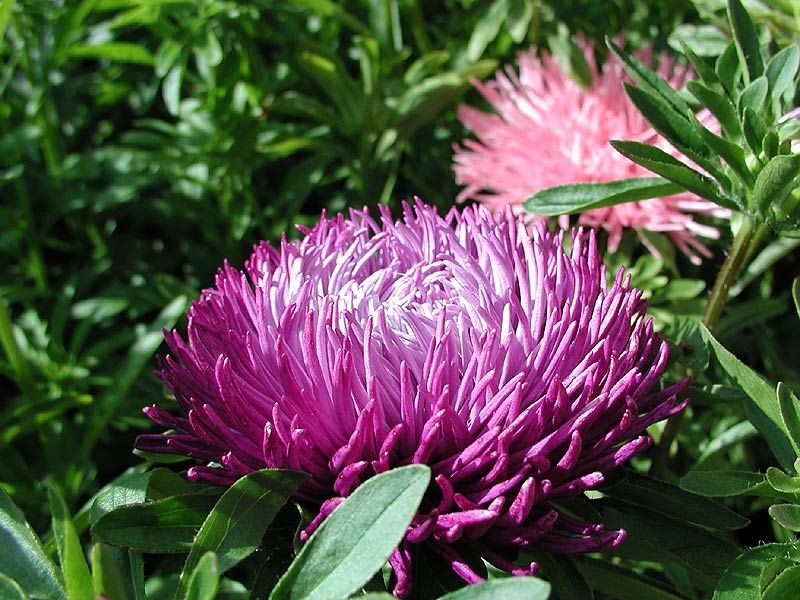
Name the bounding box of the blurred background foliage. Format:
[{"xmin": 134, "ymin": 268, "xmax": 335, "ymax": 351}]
[
  {"xmin": 0, "ymin": 0, "xmax": 701, "ymax": 527},
  {"xmin": 2, "ymin": 2, "xmax": 800, "ymax": 598}
]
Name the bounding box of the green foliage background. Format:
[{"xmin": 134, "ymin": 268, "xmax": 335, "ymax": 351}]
[{"xmin": 2, "ymin": 0, "xmax": 800, "ymax": 599}]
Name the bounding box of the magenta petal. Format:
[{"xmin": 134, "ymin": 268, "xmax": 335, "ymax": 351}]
[{"xmin": 137, "ymin": 200, "xmax": 689, "ymax": 595}]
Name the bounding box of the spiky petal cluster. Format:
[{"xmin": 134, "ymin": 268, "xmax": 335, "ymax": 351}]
[
  {"xmin": 137, "ymin": 200, "xmax": 687, "ymax": 596},
  {"xmin": 453, "ymin": 44, "xmax": 729, "ymax": 264}
]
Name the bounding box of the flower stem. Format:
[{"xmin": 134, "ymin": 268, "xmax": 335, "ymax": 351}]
[
  {"xmin": 702, "ymin": 216, "xmax": 764, "ymax": 331},
  {"xmin": 650, "ymin": 216, "xmax": 766, "ymax": 477}
]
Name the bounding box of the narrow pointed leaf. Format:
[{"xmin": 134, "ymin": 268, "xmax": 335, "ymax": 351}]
[
  {"xmin": 742, "ymin": 106, "xmax": 768, "ymax": 157},
  {"xmin": 765, "ymin": 467, "xmax": 800, "ymax": 494},
  {"xmin": 623, "ymin": 83, "xmax": 704, "ymax": 156},
  {"xmin": 91, "ymin": 544, "xmax": 129, "ymax": 600},
  {"xmin": 701, "ymin": 325, "xmax": 796, "ymax": 471},
  {"xmin": 716, "ymin": 43, "xmax": 741, "ymax": 98},
  {"xmin": 607, "ymin": 39, "xmax": 694, "ymax": 120},
  {"xmin": 751, "ymin": 155, "xmax": 800, "ymax": 215},
  {"xmin": 269, "ymin": 465, "xmax": 431, "ymax": 600},
  {"xmin": 91, "ymin": 468, "xmax": 190, "ymax": 527},
  {"xmin": 712, "ymin": 543, "xmax": 800, "ymax": 600},
  {"xmin": 523, "ymin": 177, "xmax": 683, "ymax": 216},
  {"xmin": 604, "ymin": 469, "xmax": 749, "ymax": 531},
  {"xmin": 176, "ymin": 469, "xmax": 307, "ymax": 599},
  {"xmin": 437, "ymin": 577, "xmax": 550, "ymax": 599},
  {"xmin": 598, "ymin": 500, "xmax": 740, "ymax": 579},
  {"xmin": 687, "ymin": 80, "xmax": 742, "ymax": 140},
  {"xmin": 777, "ymin": 383, "xmax": 800, "ymax": 459},
  {"xmin": 184, "ymin": 552, "xmax": 218, "ymax": 600},
  {"xmin": 680, "ymin": 41, "xmax": 723, "ymax": 87},
  {"xmin": 769, "ymin": 504, "xmax": 800, "ymax": 531},
  {"xmin": 62, "ymin": 42, "xmax": 154, "ymax": 65},
  {"xmin": 737, "ymin": 77, "xmax": 768, "ymax": 117},
  {"xmin": 763, "ymin": 565, "xmax": 800, "ymax": 600},
  {"xmin": 526, "ymin": 552, "xmax": 592, "ymax": 600},
  {"xmin": 696, "ymin": 128, "xmax": 752, "ymax": 191},
  {"xmin": 0, "ymin": 488, "xmax": 65, "ymax": 600},
  {"xmin": 766, "ymin": 45, "xmax": 800, "ymax": 106},
  {"xmin": 91, "ymin": 491, "xmax": 222, "ymax": 553},
  {"xmin": 680, "ymin": 470, "xmax": 767, "ymax": 498},
  {"xmin": 46, "ymin": 485, "xmax": 94, "ymax": 600},
  {"xmin": 576, "ymin": 557, "xmax": 683, "ymax": 600},
  {"xmin": 610, "ymin": 140, "xmax": 730, "ymax": 207},
  {"xmin": 727, "ymin": 0, "xmax": 764, "ymax": 83},
  {"xmin": 466, "ymin": 0, "xmax": 508, "ymax": 62}
]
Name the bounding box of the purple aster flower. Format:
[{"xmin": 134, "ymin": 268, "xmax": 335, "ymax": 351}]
[{"xmin": 137, "ymin": 199, "xmax": 688, "ymax": 596}]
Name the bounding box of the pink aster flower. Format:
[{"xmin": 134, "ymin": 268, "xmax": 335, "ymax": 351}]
[
  {"xmin": 137, "ymin": 200, "xmax": 688, "ymax": 596},
  {"xmin": 453, "ymin": 43, "xmax": 729, "ymax": 264}
]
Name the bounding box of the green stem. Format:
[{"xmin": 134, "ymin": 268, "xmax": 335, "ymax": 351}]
[
  {"xmin": 650, "ymin": 216, "xmax": 766, "ymax": 477},
  {"xmin": 702, "ymin": 217, "xmax": 765, "ymax": 331}
]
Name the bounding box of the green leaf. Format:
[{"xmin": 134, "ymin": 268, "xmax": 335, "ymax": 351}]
[
  {"xmin": 701, "ymin": 325, "xmax": 797, "ymax": 472},
  {"xmin": 727, "ymin": 0, "xmax": 764, "ymax": 84},
  {"xmin": 506, "ymin": 0, "xmax": 533, "ymax": 43},
  {"xmin": 0, "ymin": 0, "xmax": 13, "ymax": 53},
  {"xmin": 466, "ymin": 0, "xmax": 508, "ymax": 62},
  {"xmin": 765, "ymin": 467, "xmax": 800, "ymax": 494},
  {"xmin": 716, "ymin": 43, "xmax": 742, "ymax": 97},
  {"xmin": 83, "ymin": 295, "xmax": 189, "ymax": 455},
  {"xmin": 525, "ymin": 552, "xmax": 592, "ymax": 600},
  {"xmin": 91, "ymin": 468, "xmax": 190, "ymax": 527},
  {"xmin": 597, "ymin": 500, "xmax": 740, "ymax": 579},
  {"xmin": 0, "ymin": 574, "xmax": 29, "ymax": 600},
  {"xmin": 687, "ymin": 80, "xmax": 742, "ymax": 141},
  {"xmin": 176, "ymin": 469, "xmax": 307, "ymax": 599},
  {"xmin": 763, "ymin": 564, "xmax": 800, "ymax": 600},
  {"xmin": 712, "ymin": 543, "xmax": 800, "ymax": 600},
  {"xmin": 550, "ymin": 24, "xmax": 593, "ymax": 89},
  {"xmin": 269, "ymin": 465, "xmax": 431, "ymax": 600},
  {"xmin": 623, "ymin": 84, "xmax": 707, "ymax": 160},
  {"xmin": 523, "ymin": 177, "xmax": 683, "ymax": 216},
  {"xmin": 46, "ymin": 485, "xmax": 94, "ymax": 600},
  {"xmin": 766, "ymin": 45, "xmax": 800, "ymax": 108},
  {"xmin": 91, "ymin": 543, "xmax": 130, "ymax": 600},
  {"xmin": 62, "ymin": 43, "xmax": 155, "ymax": 65},
  {"xmin": 393, "ymin": 61, "xmax": 496, "ymax": 138},
  {"xmin": 793, "ymin": 278, "xmax": 800, "ymax": 317},
  {"xmin": 603, "ymin": 469, "xmax": 749, "ymax": 531},
  {"xmin": 778, "ymin": 383, "xmax": 800, "ymax": 459},
  {"xmin": 437, "ymin": 577, "xmax": 550, "ymax": 599},
  {"xmin": 91, "ymin": 491, "xmax": 222, "ymax": 554},
  {"xmin": 576, "ymin": 557, "xmax": 683, "ymax": 600},
  {"xmin": 162, "ymin": 60, "xmax": 185, "ymax": 116},
  {"xmin": 0, "ymin": 488, "xmax": 65, "ymax": 600},
  {"xmin": 404, "ymin": 51, "xmax": 450, "ymax": 85},
  {"xmin": 769, "ymin": 504, "xmax": 800, "ymax": 531},
  {"xmin": 680, "ymin": 40, "xmax": 723, "ymax": 86},
  {"xmin": 762, "ymin": 131, "xmax": 779, "ymax": 159},
  {"xmin": 697, "ymin": 421, "xmax": 758, "ymax": 466},
  {"xmin": 742, "ymin": 107, "xmax": 768, "ymax": 156},
  {"xmin": 680, "ymin": 470, "xmax": 768, "ymax": 497},
  {"xmin": 183, "ymin": 552, "xmax": 218, "ymax": 600},
  {"xmin": 609, "ymin": 140, "xmax": 731, "ymax": 207},
  {"xmin": 737, "ymin": 77, "xmax": 768, "ymax": 118},
  {"xmin": 607, "ymin": 39, "xmax": 694, "ymax": 122},
  {"xmin": 751, "ymin": 155, "xmax": 800, "ymax": 216}
]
